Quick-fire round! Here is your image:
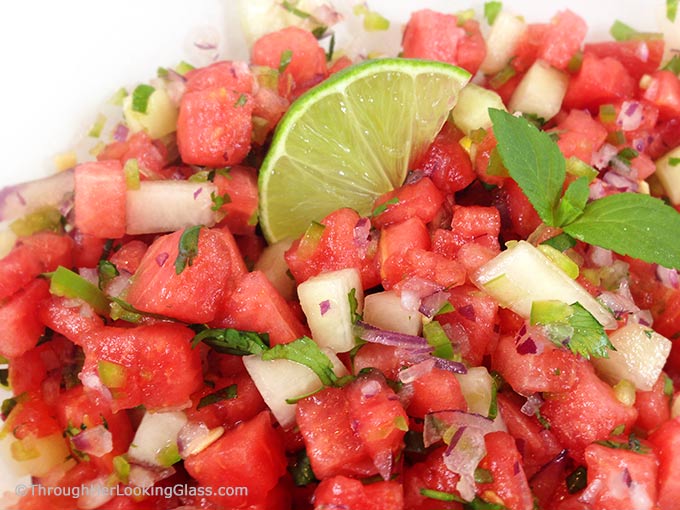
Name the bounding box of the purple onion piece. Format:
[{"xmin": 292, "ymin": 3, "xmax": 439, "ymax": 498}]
[
  {"xmin": 359, "ymin": 379, "xmax": 381, "ymax": 399},
  {"xmin": 193, "ymin": 187, "xmax": 203, "ymax": 200},
  {"xmin": 419, "ymin": 291, "xmax": 451, "ymax": 318},
  {"xmin": 319, "ymin": 299, "xmax": 331, "ymax": 316},
  {"xmin": 656, "ymin": 264, "xmax": 680, "ymax": 289},
  {"xmin": 355, "ymin": 321, "xmax": 431, "ymax": 350},
  {"xmin": 156, "ymin": 252, "xmax": 169, "ymax": 267},
  {"xmin": 423, "ymin": 409, "xmax": 503, "ymax": 448},
  {"xmin": 353, "ymin": 217, "xmax": 371, "ymax": 249},
  {"xmin": 434, "ymin": 358, "xmax": 467, "ymax": 374},
  {"xmin": 520, "ymin": 394, "xmax": 544, "ymax": 417},
  {"xmin": 113, "ymin": 123, "xmax": 129, "ymax": 142},
  {"xmin": 516, "ymin": 337, "xmax": 538, "ymax": 355},
  {"xmin": 398, "ymin": 358, "xmax": 436, "ymax": 384},
  {"xmin": 622, "ymin": 467, "xmax": 633, "ymax": 488},
  {"xmin": 457, "ymin": 304, "xmax": 476, "ymax": 322},
  {"xmin": 70, "ymin": 425, "xmax": 113, "ymax": 457}
]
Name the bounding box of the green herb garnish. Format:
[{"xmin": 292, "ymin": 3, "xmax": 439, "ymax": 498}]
[
  {"xmin": 348, "ymin": 288, "xmax": 362, "ymax": 323},
  {"xmin": 197, "ymin": 384, "xmax": 238, "ymax": 410},
  {"xmin": 609, "ymin": 20, "xmax": 662, "ymax": 41},
  {"xmin": 262, "ymin": 336, "xmax": 337, "ymax": 387},
  {"xmin": 566, "ymin": 466, "xmax": 587, "ymax": 494},
  {"xmin": 174, "ymin": 225, "xmax": 202, "ymax": 274},
  {"xmin": 371, "ymin": 197, "xmax": 399, "ymax": 217},
  {"xmin": 191, "ymin": 328, "xmax": 270, "ymax": 356},
  {"xmin": 490, "ymin": 109, "xmax": 680, "ymax": 269},
  {"xmin": 234, "ymin": 93, "xmax": 248, "ymax": 107},
  {"xmin": 289, "ymin": 449, "xmax": 317, "ymax": 486},
  {"xmin": 210, "ymin": 191, "xmax": 231, "ymax": 212},
  {"xmin": 663, "ymin": 55, "xmax": 680, "ymax": 75},
  {"xmin": 279, "ymin": 49, "xmax": 293, "ymax": 73},
  {"xmin": 668, "ymin": 0, "xmax": 678, "ymax": 22},
  {"xmin": 97, "ymin": 260, "xmax": 119, "ymax": 290}
]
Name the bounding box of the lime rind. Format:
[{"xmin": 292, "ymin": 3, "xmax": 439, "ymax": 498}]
[{"xmin": 258, "ymin": 58, "xmax": 471, "ymax": 243}]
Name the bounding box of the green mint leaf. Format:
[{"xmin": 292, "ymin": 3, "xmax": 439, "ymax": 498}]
[
  {"xmin": 422, "ymin": 320, "xmax": 455, "ymax": 360},
  {"xmin": 371, "ymin": 197, "xmax": 399, "ymax": 217},
  {"xmin": 668, "ymin": 0, "xmax": 679, "ymax": 22},
  {"xmin": 262, "ymin": 336, "xmax": 337, "ymax": 387},
  {"xmin": 196, "ymin": 384, "xmax": 237, "ymax": 410},
  {"xmin": 541, "ymin": 232, "xmax": 576, "ymax": 252},
  {"xmin": 663, "ymin": 55, "xmax": 680, "ymax": 75},
  {"xmin": 191, "ymin": 328, "xmax": 270, "ymax": 356},
  {"xmin": 489, "ymin": 109, "xmax": 565, "ymax": 226},
  {"xmin": 131, "ymin": 84, "xmax": 155, "ymax": 114},
  {"xmin": 174, "ymin": 225, "xmax": 202, "ymax": 274},
  {"xmin": 562, "ymin": 193, "xmax": 680, "ymax": 270},
  {"xmin": 484, "ymin": 1, "xmax": 503, "ymax": 25},
  {"xmin": 532, "ymin": 301, "xmax": 613, "ymax": 359},
  {"xmin": 279, "ymin": 49, "xmax": 293, "ymax": 73},
  {"xmin": 348, "ymin": 288, "xmax": 362, "ymax": 323},
  {"xmin": 554, "ymin": 176, "xmax": 590, "ymax": 226}
]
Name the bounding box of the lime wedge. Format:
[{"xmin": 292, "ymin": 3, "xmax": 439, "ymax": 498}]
[{"xmin": 258, "ymin": 58, "xmax": 471, "ymax": 243}]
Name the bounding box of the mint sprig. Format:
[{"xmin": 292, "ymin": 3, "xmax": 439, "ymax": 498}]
[{"xmin": 489, "ymin": 109, "xmax": 680, "ymax": 269}]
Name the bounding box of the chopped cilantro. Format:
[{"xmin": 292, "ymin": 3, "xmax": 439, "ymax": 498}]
[
  {"xmin": 197, "ymin": 384, "xmax": 237, "ymax": 410},
  {"xmin": 419, "ymin": 488, "xmax": 506, "ymax": 509},
  {"xmin": 97, "ymin": 260, "xmax": 119, "ymax": 290},
  {"xmin": 262, "ymin": 336, "xmax": 338, "ymax": 387},
  {"xmin": 210, "ymin": 190, "xmax": 231, "ymax": 212},
  {"xmin": 596, "ymin": 432, "xmax": 651, "ymax": 454},
  {"xmin": 174, "ymin": 225, "xmax": 202, "ymax": 274},
  {"xmin": 279, "ymin": 49, "xmax": 293, "ymax": 73},
  {"xmin": 348, "ymin": 288, "xmax": 362, "ymax": 323},
  {"xmin": 289, "ymin": 449, "xmax": 317, "ymax": 486},
  {"xmin": 617, "ymin": 147, "xmax": 639, "ymax": 165},
  {"xmin": 281, "ymin": 0, "xmax": 311, "ymax": 18},
  {"xmin": 484, "ymin": 1, "xmax": 503, "ymax": 25},
  {"xmin": 664, "ymin": 375, "xmax": 674, "ymax": 397},
  {"xmin": 371, "ymin": 197, "xmax": 399, "ymax": 217},
  {"xmin": 191, "ymin": 328, "xmax": 270, "ymax": 356},
  {"xmin": 566, "ymin": 466, "xmax": 587, "ymax": 493},
  {"xmin": 669, "ymin": 157, "xmax": 680, "ymax": 167},
  {"xmin": 131, "ymin": 84, "xmax": 155, "ymax": 114},
  {"xmin": 0, "ymin": 368, "xmax": 7, "ymax": 388},
  {"xmin": 234, "ymin": 93, "xmax": 248, "ymax": 107},
  {"xmin": 611, "ymin": 424, "xmax": 626, "ymax": 436}
]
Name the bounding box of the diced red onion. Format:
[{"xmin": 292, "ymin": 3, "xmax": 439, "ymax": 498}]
[
  {"xmin": 589, "ymin": 246, "xmax": 614, "ymax": 267},
  {"xmin": 78, "ymin": 267, "xmax": 99, "ymax": 286},
  {"xmin": 617, "ymin": 101, "xmax": 643, "ymax": 131},
  {"xmin": 70, "ymin": 425, "xmax": 113, "ymax": 457},
  {"xmin": 113, "ymin": 123, "xmax": 129, "ymax": 143},
  {"xmin": 630, "ymin": 309, "xmax": 653, "ymax": 327},
  {"xmin": 635, "ymin": 41, "xmax": 649, "ymax": 63},
  {"xmin": 603, "ymin": 170, "xmax": 639, "ymax": 192},
  {"xmin": 353, "ymin": 217, "xmax": 371, "ymax": 249},
  {"xmin": 623, "ymin": 467, "xmax": 633, "ymax": 488},
  {"xmin": 443, "ymin": 426, "xmax": 486, "ymax": 502},
  {"xmin": 457, "ymin": 304, "xmax": 476, "ymax": 322},
  {"xmin": 193, "ymin": 187, "xmax": 203, "ymax": 199},
  {"xmin": 400, "ymin": 277, "xmax": 443, "ymax": 312},
  {"xmin": 633, "ymin": 137, "xmax": 647, "ymax": 153},
  {"xmin": 128, "ymin": 465, "xmax": 176, "ymax": 489},
  {"xmin": 398, "ymin": 358, "xmax": 436, "ymax": 384},
  {"xmin": 165, "ymin": 79, "xmax": 187, "ymax": 106},
  {"xmin": 80, "ymin": 371, "xmax": 113, "ymax": 401},
  {"xmin": 312, "ymin": 4, "xmax": 344, "ymax": 26},
  {"xmin": 156, "ymin": 252, "xmax": 169, "ymax": 267},
  {"xmin": 360, "ymin": 379, "xmax": 382, "ymax": 399},
  {"xmin": 419, "ymin": 291, "xmax": 451, "ymax": 318},
  {"xmin": 516, "ymin": 337, "xmax": 538, "ymax": 355},
  {"xmin": 423, "ymin": 410, "xmax": 505, "ymax": 448},
  {"xmin": 372, "ymin": 449, "xmax": 393, "ymax": 481},
  {"xmin": 404, "ymin": 170, "xmax": 425, "ymax": 184},
  {"xmin": 598, "ymin": 280, "xmax": 639, "ymax": 319},
  {"xmin": 589, "ymin": 179, "xmax": 608, "ymax": 200},
  {"xmin": 0, "ymin": 169, "xmax": 74, "ymax": 222},
  {"xmin": 355, "ymin": 321, "xmax": 431, "ymax": 350},
  {"xmin": 434, "ymin": 358, "xmax": 468, "ymax": 375},
  {"xmin": 177, "ymin": 421, "xmax": 210, "ymax": 458},
  {"xmin": 104, "ymin": 271, "xmax": 131, "ymax": 298},
  {"xmin": 76, "ymin": 476, "xmax": 115, "ymax": 510},
  {"xmin": 319, "ymin": 299, "xmax": 331, "ymax": 316},
  {"xmin": 656, "ymin": 265, "xmax": 680, "ymax": 289},
  {"xmin": 520, "ymin": 394, "xmax": 544, "ymax": 417},
  {"xmin": 592, "ymin": 143, "xmax": 618, "ymax": 170}
]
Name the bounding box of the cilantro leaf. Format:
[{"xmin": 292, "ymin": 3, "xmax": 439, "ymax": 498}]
[
  {"xmin": 191, "ymin": 328, "xmax": 269, "ymax": 356},
  {"xmin": 565, "ymin": 303, "xmax": 614, "ymax": 359},
  {"xmin": 197, "ymin": 384, "xmax": 237, "ymax": 410},
  {"xmin": 262, "ymin": 336, "xmax": 337, "ymax": 386},
  {"xmin": 419, "ymin": 488, "xmax": 506, "ymax": 509},
  {"xmin": 554, "ymin": 176, "xmax": 589, "ymax": 226},
  {"xmin": 596, "ymin": 432, "xmax": 651, "ymax": 453},
  {"xmin": 279, "ymin": 49, "xmax": 293, "ymax": 73},
  {"xmin": 371, "ymin": 197, "xmax": 399, "ymax": 217},
  {"xmin": 97, "ymin": 260, "xmax": 119, "ymax": 290},
  {"xmin": 174, "ymin": 225, "xmax": 202, "ymax": 274},
  {"xmin": 489, "ymin": 109, "xmax": 565, "ymax": 226},
  {"xmin": 562, "ymin": 193, "xmax": 680, "ymax": 270}
]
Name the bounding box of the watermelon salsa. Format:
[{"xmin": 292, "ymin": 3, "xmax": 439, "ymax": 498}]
[{"xmin": 2, "ymin": 3, "xmax": 680, "ymax": 510}]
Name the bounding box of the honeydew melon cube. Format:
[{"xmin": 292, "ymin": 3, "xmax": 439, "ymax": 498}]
[
  {"xmin": 297, "ymin": 268, "xmax": 363, "ymax": 352},
  {"xmin": 363, "ymin": 290, "xmax": 422, "ymax": 336},
  {"xmin": 451, "ymin": 84, "xmax": 507, "ymax": 135},
  {"xmin": 127, "ymin": 411, "xmax": 187, "ymax": 467},
  {"xmin": 593, "ymin": 323, "xmax": 672, "ymax": 391},
  {"xmin": 123, "ymin": 87, "xmax": 178, "ymax": 139},
  {"xmin": 471, "ymin": 241, "xmax": 616, "ymax": 329},
  {"xmin": 254, "ymin": 239, "xmax": 296, "ymax": 301},
  {"xmin": 508, "ymin": 60, "xmax": 569, "ymax": 121},
  {"xmin": 655, "ymin": 146, "xmax": 680, "ymax": 205},
  {"xmin": 480, "ymin": 12, "xmax": 527, "ymax": 75},
  {"xmin": 243, "ymin": 349, "xmax": 348, "ymax": 429}
]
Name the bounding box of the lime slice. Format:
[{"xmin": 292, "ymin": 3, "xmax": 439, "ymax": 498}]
[{"xmin": 258, "ymin": 58, "xmax": 471, "ymax": 243}]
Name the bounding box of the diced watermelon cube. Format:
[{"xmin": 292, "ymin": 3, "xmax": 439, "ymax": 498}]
[
  {"xmin": 0, "ymin": 279, "xmax": 50, "ymax": 359},
  {"xmin": 74, "ymin": 160, "xmax": 127, "ymax": 239}
]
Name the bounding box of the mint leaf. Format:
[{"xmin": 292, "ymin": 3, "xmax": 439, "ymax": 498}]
[
  {"xmin": 554, "ymin": 176, "xmax": 589, "ymax": 226},
  {"xmin": 541, "ymin": 232, "xmax": 576, "ymax": 252},
  {"xmin": 175, "ymin": 225, "xmax": 201, "ymax": 274},
  {"xmin": 563, "ymin": 193, "xmax": 680, "ymax": 270},
  {"xmin": 191, "ymin": 328, "xmax": 270, "ymax": 356},
  {"xmin": 489, "ymin": 109, "xmax": 565, "ymax": 226},
  {"xmin": 262, "ymin": 336, "xmax": 337, "ymax": 386},
  {"xmin": 197, "ymin": 384, "xmax": 237, "ymax": 409}
]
